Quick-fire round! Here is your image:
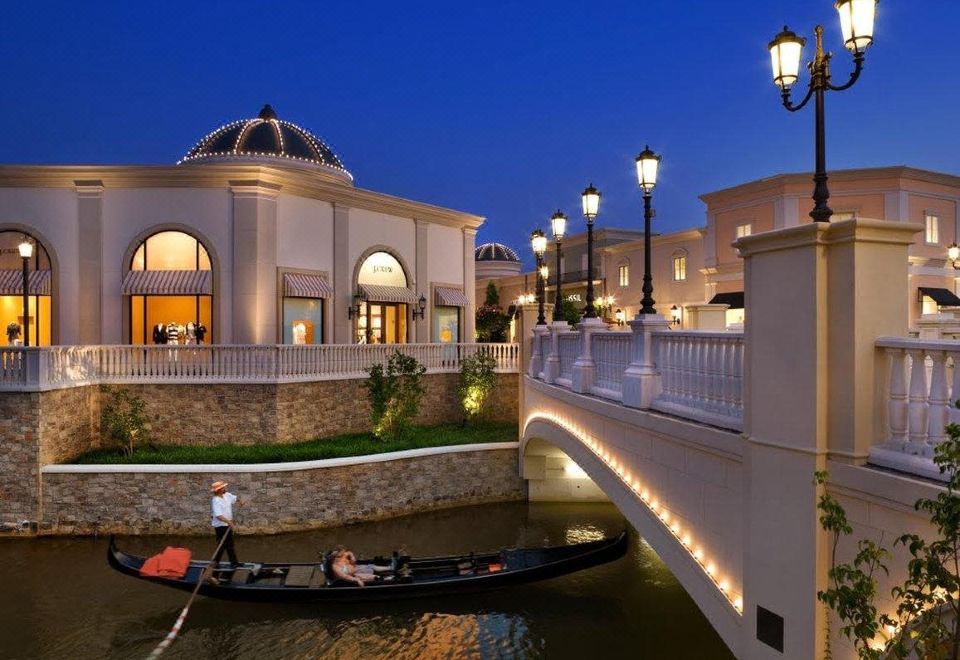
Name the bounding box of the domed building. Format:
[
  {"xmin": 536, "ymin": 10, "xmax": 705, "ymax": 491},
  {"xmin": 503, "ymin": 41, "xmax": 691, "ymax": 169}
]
[
  {"xmin": 0, "ymin": 105, "xmax": 480, "ymax": 346},
  {"xmin": 475, "ymin": 242, "xmax": 522, "ymax": 279}
]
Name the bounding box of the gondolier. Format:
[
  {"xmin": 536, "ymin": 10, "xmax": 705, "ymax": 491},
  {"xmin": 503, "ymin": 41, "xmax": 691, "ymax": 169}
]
[{"xmin": 210, "ymin": 480, "xmax": 240, "ymax": 566}]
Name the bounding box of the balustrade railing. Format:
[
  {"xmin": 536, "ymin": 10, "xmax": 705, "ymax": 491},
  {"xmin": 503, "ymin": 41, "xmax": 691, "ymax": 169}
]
[
  {"xmin": 872, "ymin": 338, "xmax": 960, "ymax": 481},
  {"xmin": 0, "ymin": 343, "xmax": 520, "ymax": 392},
  {"xmin": 531, "ymin": 323, "xmax": 744, "ymax": 432},
  {"xmin": 651, "ymin": 331, "xmax": 744, "ymax": 431}
]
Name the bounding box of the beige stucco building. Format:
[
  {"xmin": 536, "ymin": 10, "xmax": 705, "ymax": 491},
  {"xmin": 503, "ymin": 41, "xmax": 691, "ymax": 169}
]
[
  {"xmin": 478, "ymin": 166, "xmax": 960, "ymax": 332},
  {"xmin": 0, "ymin": 105, "xmax": 481, "ymax": 347}
]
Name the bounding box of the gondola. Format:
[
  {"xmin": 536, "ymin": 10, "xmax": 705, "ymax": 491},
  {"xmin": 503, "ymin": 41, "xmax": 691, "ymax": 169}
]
[{"xmin": 107, "ymin": 531, "xmax": 628, "ymax": 602}]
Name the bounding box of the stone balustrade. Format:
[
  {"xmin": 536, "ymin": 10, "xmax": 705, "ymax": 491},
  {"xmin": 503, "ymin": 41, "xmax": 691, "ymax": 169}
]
[
  {"xmin": 528, "ymin": 321, "xmax": 744, "ymax": 432},
  {"xmin": 0, "ymin": 342, "xmax": 520, "ymax": 392},
  {"xmin": 871, "ymin": 337, "xmax": 960, "ymax": 481}
]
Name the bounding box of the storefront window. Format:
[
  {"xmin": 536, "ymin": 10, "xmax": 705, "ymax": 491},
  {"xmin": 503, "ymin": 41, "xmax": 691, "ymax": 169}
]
[
  {"xmin": 0, "ymin": 231, "xmax": 52, "ymax": 346},
  {"xmin": 283, "ymin": 298, "xmax": 323, "ymax": 344},
  {"xmin": 433, "ymin": 306, "xmax": 460, "ymax": 343},
  {"xmin": 127, "ymin": 231, "xmax": 213, "ymax": 345},
  {"xmin": 356, "ymin": 251, "xmax": 412, "ymax": 344}
]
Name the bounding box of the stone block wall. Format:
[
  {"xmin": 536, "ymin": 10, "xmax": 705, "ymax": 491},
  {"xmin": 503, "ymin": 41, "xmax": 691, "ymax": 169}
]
[
  {"xmin": 0, "ymin": 392, "xmax": 40, "ymax": 522},
  {"xmin": 40, "ymin": 447, "xmax": 525, "ymax": 535},
  {"xmin": 38, "ymin": 386, "xmax": 101, "ymax": 464}
]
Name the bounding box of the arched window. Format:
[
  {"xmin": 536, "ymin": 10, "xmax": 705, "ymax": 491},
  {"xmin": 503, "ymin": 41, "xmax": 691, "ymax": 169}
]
[
  {"xmin": 124, "ymin": 231, "xmax": 213, "ymax": 345},
  {"xmin": 0, "ymin": 231, "xmax": 52, "ymax": 346},
  {"xmin": 355, "ymin": 250, "xmax": 416, "ymax": 344}
]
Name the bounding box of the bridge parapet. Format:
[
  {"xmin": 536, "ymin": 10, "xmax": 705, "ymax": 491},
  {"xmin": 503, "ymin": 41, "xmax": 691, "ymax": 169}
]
[{"xmin": 527, "ymin": 319, "xmax": 744, "ymax": 432}]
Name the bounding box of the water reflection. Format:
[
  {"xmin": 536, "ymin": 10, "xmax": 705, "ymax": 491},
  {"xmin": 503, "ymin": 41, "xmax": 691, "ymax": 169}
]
[{"xmin": 0, "ymin": 503, "xmax": 733, "ymax": 659}]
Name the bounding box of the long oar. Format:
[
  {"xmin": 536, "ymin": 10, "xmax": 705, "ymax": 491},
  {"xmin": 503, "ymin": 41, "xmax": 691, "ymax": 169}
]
[{"xmin": 146, "ymin": 526, "xmax": 234, "ymax": 659}]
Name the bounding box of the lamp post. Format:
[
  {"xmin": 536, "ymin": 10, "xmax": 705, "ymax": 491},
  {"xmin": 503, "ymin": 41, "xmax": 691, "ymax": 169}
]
[
  {"xmin": 948, "ymin": 243, "xmax": 960, "ymax": 269},
  {"xmin": 581, "ymin": 184, "xmax": 601, "ymax": 319},
  {"xmin": 18, "ymin": 238, "xmax": 33, "ymax": 347},
  {"xmin": 531, "ymin": 228, "xmax": 548, "ymax": 325},
  {"xmin": 550, "ymin": 211, "xmax": 567, "ymax": 322},
  {"xmin": 768, "ymin": 0, "xmax": 877, "ymax": 223},
  {"xmin": 635, "ymin": 146, "xmax": 661, "ymax": 315}
]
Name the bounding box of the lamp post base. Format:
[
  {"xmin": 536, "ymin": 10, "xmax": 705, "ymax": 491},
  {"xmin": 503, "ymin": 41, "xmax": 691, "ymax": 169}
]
[{"xmin": 621, "ymin": 314, "xmax": 670, "ymax": 409}]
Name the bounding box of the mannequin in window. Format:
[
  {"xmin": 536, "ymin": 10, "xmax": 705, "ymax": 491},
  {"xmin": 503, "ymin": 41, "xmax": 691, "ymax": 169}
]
[
  {"xmin": 152, "ymin": 323, "xmax": 167, "ymax": 345},
  {"xmin": 195, "ymin": 323, "xmax": 207, "ymax": 344},
  {"xmin": 166, "ymin": 322, "xmax": 180, "ymax": 345},
  {"xmin": 185, "ymin": 322, "xmax": 196, "ymax": 345}
]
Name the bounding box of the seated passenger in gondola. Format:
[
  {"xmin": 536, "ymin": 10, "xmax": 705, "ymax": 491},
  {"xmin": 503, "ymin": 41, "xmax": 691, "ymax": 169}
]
[{"xmin": 330, "ymin": 548, "xmax": 377, "ymax": 586}]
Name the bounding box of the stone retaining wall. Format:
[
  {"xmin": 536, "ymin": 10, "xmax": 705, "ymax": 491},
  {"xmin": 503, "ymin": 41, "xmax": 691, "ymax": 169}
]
[{"xmin": 40, "ymin": 446, "xmax": 525, "ymax": 535}]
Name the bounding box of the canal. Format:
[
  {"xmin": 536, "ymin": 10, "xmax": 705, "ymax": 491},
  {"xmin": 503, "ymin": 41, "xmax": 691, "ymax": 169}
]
[{"xmin": 1, "ymin": 502, "xmax": 733, "ymax": 659}]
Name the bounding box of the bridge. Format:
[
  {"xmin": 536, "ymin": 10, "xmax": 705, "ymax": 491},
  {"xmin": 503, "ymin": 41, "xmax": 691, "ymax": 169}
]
[{"xmin": 517, "ymin": 219, "xmax": 948, "ymax": 659}]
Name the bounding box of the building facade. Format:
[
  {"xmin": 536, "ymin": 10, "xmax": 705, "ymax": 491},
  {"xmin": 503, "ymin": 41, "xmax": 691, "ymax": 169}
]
[{"xmin": 0, "ymin": 106, "xmax": 480, "ymax": 346}]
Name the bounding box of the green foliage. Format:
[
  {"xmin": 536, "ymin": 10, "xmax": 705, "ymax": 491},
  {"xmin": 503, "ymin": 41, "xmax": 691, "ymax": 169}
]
[
  {"xmin": 816, "ymin": 421, "xmax": 960, "ymax": 659},
  {"xmin": 363, "ymin": 351, "xmax": 426, "ymax": 442},
  {"xmin": 72, "ymin": 422, "xmax": 517, "ymax": 464},
  {"xmin": 476, "ymin": 282, "xmax": 512, "ymax": 342},
  {"xmin": 560, "ymin": 297, "xmax": 582, "ymax": 325},
  {"xmin": 101, "ymin": 388, "xmax": 150, "ymax": 457},
  {"xmin": 459, "ymin": 351, "xmax": 498, "ymax": 422}
]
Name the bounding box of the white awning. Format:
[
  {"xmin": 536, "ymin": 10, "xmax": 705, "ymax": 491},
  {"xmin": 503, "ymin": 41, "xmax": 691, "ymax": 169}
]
[
  {"xmin": 121, "ymin": 270, "xmax": 212, "ymax": 295},
  {"xmin": 283, "ymin": 273, "xmax": 333, "ymax": 299},
  {"xmin": 434, "ymin": 286, "xmax": 469, "ymax": 307},
  {"xmin": 0, "ymin": 269, "xmax": 51, "ymax": 295},
  {"xmin": 359, "ymin": 283, "xmax": 419, "ymax": 304}
]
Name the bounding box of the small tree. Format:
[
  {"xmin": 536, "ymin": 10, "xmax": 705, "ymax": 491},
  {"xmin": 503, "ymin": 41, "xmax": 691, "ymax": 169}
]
[
  {"xmin": 459, "ymin": 351, "xmax": 498, "ymax": 422},
  {"xmin": 476, "ymin": 282, "xmax": 512, "ymax": 342},
  {"xmin": 363, "ymin": 351, "xmax": 426, "ymax": 442},
  {"xmin": 101, "ymin": 388, "xmax": 150, "ymax": 457},
  {"xmin": 816, "ymin": 415, "xmax": 960, "ymax": 659},
  {"xmin": 560, "ymin": 297, "xmax": 582, "ymax": 325}
]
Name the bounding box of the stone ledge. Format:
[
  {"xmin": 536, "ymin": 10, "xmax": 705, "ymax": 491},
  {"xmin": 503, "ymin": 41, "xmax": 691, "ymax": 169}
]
[{"xmin": 43, "ymin": 441, "xmax": 521, "ymax": 474}]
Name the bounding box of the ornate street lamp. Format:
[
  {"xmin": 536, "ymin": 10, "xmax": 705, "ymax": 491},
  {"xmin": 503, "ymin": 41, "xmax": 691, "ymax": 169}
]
[
  {"xmin": 550, "ymin": 210, "xmax": 567, "ymax": 322},
  {"xmin": 18, "ymin": 238, "xmax": 33, "ymax": 347},
  {"xmin": 635, "ymin": 146, "xmax": 661, "ymax": 315},
  {"xmin": 412, "ymin": 294, "xmax": 427, "ymax": 320},
  {"xmin": 531, "ymin": 228, "xmax": 548, "ymax": 325},
  {"xmin": 947, "ymin": 243, "xmax": 960, "ymax": 269},
  {"xmin": 581, "ymin": 184, "xmax": 601, "ymax": 319},
  {"xmin": 768, "ymin": 0, "xmax": 878, "ymax": 223}
]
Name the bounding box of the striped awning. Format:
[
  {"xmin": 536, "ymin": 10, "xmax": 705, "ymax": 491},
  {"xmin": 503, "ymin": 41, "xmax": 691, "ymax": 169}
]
[
  {"xmin": 283, "ymin": 273, "xmax": 334, "ymax": 299},
  {"xmin": 434, "ymin": 286, "xmax": 469, "ymax": 307},
  {"xmin": 121, "ymin": 270, "xmax": 212, "ymax": 295},
  {"xmin": 0, "ymin": 269, "xmax": 51, "ymax": 295},
  {"xmin": 359, "ymin": 283, "xmax": 420, "ymax": 304}
]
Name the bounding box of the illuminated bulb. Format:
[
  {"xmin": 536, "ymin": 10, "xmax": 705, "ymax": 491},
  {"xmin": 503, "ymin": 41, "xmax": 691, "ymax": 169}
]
[
  {"xmin": 694, "ymin": 548, "xmax": 704, "ymax": 562},
  {"xmin": 670, "ymin": 523, "xmax": 680, "ymax": 535},
  {"xmin": 640, "ymin": 491, "xmax": 649, "ymax": 501},
  {"xmin": 734, "ymin": 596, "xmax": 743, "ymax": 611},
  {"xmin": 720, "ymin": 579, "xmax": 729, "ymax": 592},
  {"xmin": 659, "ymin": 510, "xmax": 669, "ymax": 522},
  {"xmin": 706, "ymin": 563, "xmax": 716, "ymax": 576},
  {"xmin": 649, "ymin": 499, "xmax": 659, "ymax": 511},
  {"xmin": 885, "ymin": 624, "xmax": 897, "ymax": 636},
  {"xmin": 682, "ymin": 534, "xmax": 691, "ymax": 547}
]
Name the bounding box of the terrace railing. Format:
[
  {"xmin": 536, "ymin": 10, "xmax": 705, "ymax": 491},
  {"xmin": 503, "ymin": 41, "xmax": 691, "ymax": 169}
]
[{"xmin": 0, "ymin": 343, "xmax": 520, "ymax": 392}]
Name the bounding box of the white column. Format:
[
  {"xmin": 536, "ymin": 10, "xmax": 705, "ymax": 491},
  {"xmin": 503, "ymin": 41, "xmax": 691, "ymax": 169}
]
[
  {"xmin": 76, "ymin": 180, "xmax": 103, "ymax": 345},
  {"xmin": 415, "ymin": 219, "xmax": 429, "ymax": 342},
  {"xmin": 621, "ymin": 314, "xmax": 670, "ymax": 409},
  {"xmin": 231, "ymin": 180, "xmax": 280, "ymax": 345},
  {"xmin": 332, "ymin": 203, "xmax": 351, "ymax": 344},
  {"xmin": 542, "ymin": 320, "xmax": 567, "ymax": 384},
  {"xmin": 571, "ymin": 316, "xmax": 605, "ymax": 393},
  {"xmin": 462, "ymin": 228, "xmax": 477, "ymax": 342}
]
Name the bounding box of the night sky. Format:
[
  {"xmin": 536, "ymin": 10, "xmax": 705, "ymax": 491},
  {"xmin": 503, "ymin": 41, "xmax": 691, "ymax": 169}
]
[{"xmin": 1, "ymin": 1, "xmax": 957, "ymax": 265}]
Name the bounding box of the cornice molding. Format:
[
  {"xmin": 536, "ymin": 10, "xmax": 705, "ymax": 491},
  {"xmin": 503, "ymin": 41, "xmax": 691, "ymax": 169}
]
[{"xmin": 0, "ymin": 164, "xmax": 485, "ymax": 231}]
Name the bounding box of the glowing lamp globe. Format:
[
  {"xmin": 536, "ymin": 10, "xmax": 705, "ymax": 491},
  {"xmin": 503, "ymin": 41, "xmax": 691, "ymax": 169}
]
[
  {"xmin": 835, "ymin": 0, "xmax": 877, "ymax": 53},
  {"xmin": 768, "ymin": 26, "xmax": 806, "ymax": 88},
  {"xmin": 581, "ymin": 184, "xmax": 601, "ymax": 222},
  {"xmin": 635, "ymin": 146, "xmax": 661, "ymax": 192},
  {"xmin": 550, "ymin": 210, "xmax": 567, "ymax": 241}
]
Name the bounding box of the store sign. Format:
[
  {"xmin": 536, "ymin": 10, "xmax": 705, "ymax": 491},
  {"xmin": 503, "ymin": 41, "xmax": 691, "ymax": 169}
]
[
  {"xmin": 358, "ymin": 251, "xmax": 407, "ymax": 287},
  {"xmin": 566, "ymin": 294, "xmax": 582, "ymax": 302}
]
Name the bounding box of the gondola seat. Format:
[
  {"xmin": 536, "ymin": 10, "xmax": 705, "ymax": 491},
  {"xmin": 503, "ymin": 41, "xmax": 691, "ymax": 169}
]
[{"xmin": 284, "ymin": 565, "xmax": 315, "ymax": 587}]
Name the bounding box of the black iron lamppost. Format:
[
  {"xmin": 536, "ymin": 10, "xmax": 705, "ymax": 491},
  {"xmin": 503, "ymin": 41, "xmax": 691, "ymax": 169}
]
[
  {"xmin": 550, "ymin": 211, "xmax": 567, "ymax": 322},
  {"xmin": 18, "ymin": 238, "xmax": 33, "ymax": 346},
  {"xmin": 531, "ymin": 228, "xmax": 548, "ymax": 325},
  {"xmin": 768, "ymin": 0, "xmax": 878, "ymax": 223},
  {"xmin": 412, "ymin": 294, "xmax": 427, "ymax": 321},
  {"xmin": 581, "ymin": 184, "xmax": 601, "ymax": 319},
  {"xmin": 635, "ymin": 146, "xmax": 661, "ymax": 315}
]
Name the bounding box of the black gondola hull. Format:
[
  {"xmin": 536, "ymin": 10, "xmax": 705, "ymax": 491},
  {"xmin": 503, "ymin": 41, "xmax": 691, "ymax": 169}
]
[{"xmin": 107, "ymin": 532, "xmax": 628, "ymax": 603}]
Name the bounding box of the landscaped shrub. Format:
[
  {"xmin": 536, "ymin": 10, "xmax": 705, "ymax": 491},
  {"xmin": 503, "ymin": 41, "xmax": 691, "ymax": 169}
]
[
  {"xmin": 459, "ymin": 351, "xmax": 498, "ymax": 422},
  {"xmin": 816, "ymin": 409, "xmax": 960, "ymax": 658},
  {"xmin": 476, "ymin": 281, "xmax": 511, "ymax": 342},
  {"xmin": 101, "ymin": 388, "xmax": 150, "ymax": 457},
  {"xmin": 364, "ymin": 351, "xmax": 426, "ymax": 442}
]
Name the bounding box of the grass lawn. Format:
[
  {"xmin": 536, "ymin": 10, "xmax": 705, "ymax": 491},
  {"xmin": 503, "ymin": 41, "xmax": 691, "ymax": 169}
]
[{"xmin": 70, "ymin": 422, "xmax": 518, "ymax": 465}]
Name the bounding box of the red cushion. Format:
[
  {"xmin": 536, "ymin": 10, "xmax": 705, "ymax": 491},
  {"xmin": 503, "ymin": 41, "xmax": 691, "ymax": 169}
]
[{"xmin": 139, "ymin": 547, "xmax": 193, "ymax": 578}]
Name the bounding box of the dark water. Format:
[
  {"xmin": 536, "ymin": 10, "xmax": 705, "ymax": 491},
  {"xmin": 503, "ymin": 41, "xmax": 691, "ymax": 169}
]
[{"xmin": 0, "ymin": 502, "xmax": 733, "ymax": 659}]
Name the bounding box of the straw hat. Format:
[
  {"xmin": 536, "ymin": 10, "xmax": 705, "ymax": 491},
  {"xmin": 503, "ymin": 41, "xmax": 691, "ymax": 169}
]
[{"xmin": 210, "ymin": 480, "xmax": 228, "ymax": 493}]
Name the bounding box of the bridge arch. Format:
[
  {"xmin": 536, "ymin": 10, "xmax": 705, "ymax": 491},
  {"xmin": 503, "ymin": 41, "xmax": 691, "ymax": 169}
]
[{"xmin": 521, "ymin": 414, "xmax": 742, "ymax": 655}]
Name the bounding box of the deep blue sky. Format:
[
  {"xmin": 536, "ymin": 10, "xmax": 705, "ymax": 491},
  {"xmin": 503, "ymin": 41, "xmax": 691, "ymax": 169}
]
[{"xmin": 1, "ymin": 1, "xmax": 958, "ymax": 264}]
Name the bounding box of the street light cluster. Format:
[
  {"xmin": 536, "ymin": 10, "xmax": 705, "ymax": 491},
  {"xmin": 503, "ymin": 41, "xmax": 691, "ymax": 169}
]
[{"xmin": 529, "ymin": 147, "xmax": 661, "ymax": 326}]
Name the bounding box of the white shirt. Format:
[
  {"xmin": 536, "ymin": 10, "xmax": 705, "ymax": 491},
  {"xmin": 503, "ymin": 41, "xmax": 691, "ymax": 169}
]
[{"xmin": 211, "ymin": 492, "xmax": 237, "ymax": 527}]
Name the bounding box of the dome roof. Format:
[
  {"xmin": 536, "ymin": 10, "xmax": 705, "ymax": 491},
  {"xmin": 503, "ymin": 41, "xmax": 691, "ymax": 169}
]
[
  {"xmin": 475, "ymin": 242, "xmax": 520, "ymax": 262},
  {"xmin": 179, "ymin": 104, "xmax": 351, "ymax": 181}
]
